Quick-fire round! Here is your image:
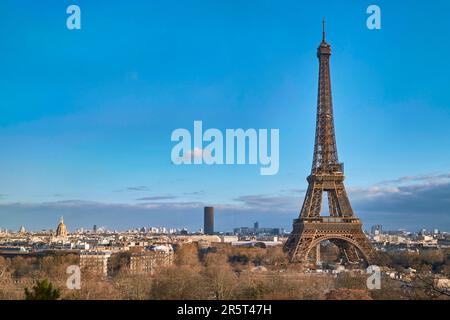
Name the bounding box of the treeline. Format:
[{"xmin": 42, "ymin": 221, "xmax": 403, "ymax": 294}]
[
  {"xmin": 374, "ymin": 248, "xmax": 450, "ymax": 275},
  {"xmin": 0, "ymin": 245, "xmax": 449, "ymax": 300}
]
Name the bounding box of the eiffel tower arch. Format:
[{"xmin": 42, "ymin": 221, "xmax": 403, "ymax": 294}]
[
  {"xmin": 284, "ymin": 21, "xmax": 375, "ymax": 266},
  {"xmin": 284, "ymin": 219, "xmax": 374, "ymax": 264}
]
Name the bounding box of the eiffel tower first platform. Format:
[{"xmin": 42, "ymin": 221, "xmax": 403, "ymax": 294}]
[{"xmin": 284, "ymin": 21, "xmax": 374, "ymax": 265}]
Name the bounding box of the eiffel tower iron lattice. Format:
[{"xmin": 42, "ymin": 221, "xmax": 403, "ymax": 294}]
[{"xmin": 284, "ymin": 21, "xmax": 375, "ymax": 265}]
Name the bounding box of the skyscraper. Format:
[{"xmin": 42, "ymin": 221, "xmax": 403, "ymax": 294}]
[
  {"xmin": 371, "ymin": 225, "xmax": 383, "ymax": 236},
  {"xmin": 204, "ymin": 207, "xmax": 214, "ymax": 235}
]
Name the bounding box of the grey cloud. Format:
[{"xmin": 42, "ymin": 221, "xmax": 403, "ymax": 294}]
[
  {"xmin": 280, "ymin": 188, "xmax": 307, "ymax": 195},
  {"xmin": 234, "ymin": 194, "xmax": 299, "ymax": 212},
  {"xmin": 136, "ymin": 196, "xmax": 178, "ymax": 201},
  {"xmin": 353, "ymin": 182, "xmax": 450, "ymax": 214},
  {"xmin": 127, "ymin": 186, "xmax": 149, "ymax": 191},
  {"xmin": 350, "ymin": 179, "xmax": 450, "ymax": 231},
  {"xmin": 113, "ymin": 186, "xmax": 149, "ymax": 193},
  {"xmin": 184, "ymin": 191, "xmax": 205, "ymax": 196},
  {"xmin": 378, "ymin": 173, "xmax": 450, "ymax": 186}
]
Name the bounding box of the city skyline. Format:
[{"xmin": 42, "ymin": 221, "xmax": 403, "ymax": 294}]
[
  {"xmin": 2, "ymin": 212, "xmax": 448, "ymax": 236},
  {"xmin": 1, "ymin": 1, "xmax": 450, "ymax": 232},
  {"xmin": 1, "ymin": 212, "xmax": 448, "ymax": 235}
]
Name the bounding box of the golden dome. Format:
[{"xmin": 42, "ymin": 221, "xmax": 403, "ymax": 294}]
[{"xmin": 56, "ymin": 216, "xmax": 68, "ymax": 237}]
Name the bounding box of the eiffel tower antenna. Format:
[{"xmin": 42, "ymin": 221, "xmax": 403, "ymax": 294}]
[
  {"xmin": 322, "ymin": 18, "xmax": 326, "ymax": 41},
  {"xmin": 284, "ymin": 22, "xmax": 374, "ymax": 266}
]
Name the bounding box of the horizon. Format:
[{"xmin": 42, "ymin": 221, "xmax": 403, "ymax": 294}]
[{"xmin": 3, "ymin": 218, "xmax": 448, "ymax": 235}]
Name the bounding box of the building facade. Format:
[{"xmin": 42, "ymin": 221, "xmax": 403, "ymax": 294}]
[{"xmin": 79, "ymin": 250, "xmax": 112, "ymax": 277}]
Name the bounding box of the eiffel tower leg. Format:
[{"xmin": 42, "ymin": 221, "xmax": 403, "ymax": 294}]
[
  {"xmin": 333, "ymin": 240, "xmax": 359, "ymax": 264},
  {"xmin": 315, "ymin": 244, "xmax": 321, "ymax": 265},
  {"xmin": 353, "ymin": 233, "xmax": 375, "ymax": 264},
  {"xmin": 299, "ymin": 182, "xmax": 323, "ymax": 218},
  {"xmin": 327, "ymin": 191, "xmax": 338, "ymax": 217},
  {"xmin": 290, "ymin": 234, "xmax": 314, "ymax": 263},
  {"xmin": 285, "ymin": 223, "xmax": 317, "ymax": 264},
  {"xmin": 334, "ymin": 183, "xmax": 354, "ymax": 217}
]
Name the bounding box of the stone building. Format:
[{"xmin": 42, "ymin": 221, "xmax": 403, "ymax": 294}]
[
  {"xmin": 79, "ymin": 250, "xmax": 112, "ymax": 277},
  {"xmin": 56, "ymin": 216, "xmax": 68, "ymax": 238},
  {"xmin": 129, "ymin": 250, "xmax": 173, "ymax": 275}
]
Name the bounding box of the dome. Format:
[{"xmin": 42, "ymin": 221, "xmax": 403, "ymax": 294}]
[{"xmin": 56, "ymin": 216, "xmax": 68, "ymax": 237}]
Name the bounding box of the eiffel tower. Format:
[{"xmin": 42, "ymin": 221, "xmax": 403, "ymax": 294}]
[{"xmin": 284, "ymin": 21, "xmax": 374, "ymax": 265}]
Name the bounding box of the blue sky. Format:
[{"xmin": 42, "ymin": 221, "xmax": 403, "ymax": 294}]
[{"xmin": 0, "ymin": 0, "xmax": 449, "ymax": 232}]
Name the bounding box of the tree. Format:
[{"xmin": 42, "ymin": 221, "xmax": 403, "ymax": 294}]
[
  {"xmin": 149, "ymin": 266, "xmax": 207, "ymax": 299},
  {"xmin": 109, "ymin": 252, "xmax": 131, "ymax": 277},
  {"xmin": 326, "ymin": 288, "xmax": 372, "ymax": 300},
  {"xmin": 11, "ymin": 256, "xmax": 34, "ymax": 277},
  {"xmin": 369, "ymin": 277, "xmax": 406, "ymax": 300},
  {"xmin": 0, "ymin": 256, "xmax": 7, "ymax": 277},
  {"xmin": 175, "ymin": 243, "xmax": 200, "ymax": 267},
  {"xmin": 262, "ymin": 246, "xmax": 288, "ymax": 266},
  {"xmin": 335, "ymin": 272, "xmax": 366, "ymax": 290},
  {"xmin": 203, "ymin": 253, "xmax": 238, "ymax": 299},
  {"xmin": 373, "ymin": 251, "xmax": 393, "ymax": 267},
  {"xmin": 24, "ymin": 279, "xmax": 61, "ymax": 300}
]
